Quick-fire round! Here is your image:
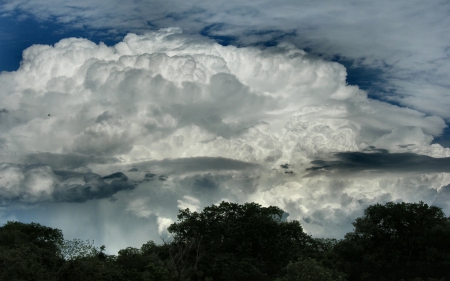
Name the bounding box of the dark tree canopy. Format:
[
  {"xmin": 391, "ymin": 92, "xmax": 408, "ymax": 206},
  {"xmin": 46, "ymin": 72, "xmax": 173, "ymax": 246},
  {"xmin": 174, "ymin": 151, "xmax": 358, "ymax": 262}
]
[
  {"xmin": 1, "ymin": 201, "xmax": 449, "ymax": 281},
  {"xmin": 167, "ymin": 201, "xmax": 312, "ymax": 281},
  {"xmin": 0, "ymin": 221, "xmax": 64, "ymax": 281},
  {"xmin": 276, "ymin": 258, "xmax": 346, "ymax": 281},
  {"xmin": 333, "ymin": 201, "xmax": 450, "ymax": 281}
]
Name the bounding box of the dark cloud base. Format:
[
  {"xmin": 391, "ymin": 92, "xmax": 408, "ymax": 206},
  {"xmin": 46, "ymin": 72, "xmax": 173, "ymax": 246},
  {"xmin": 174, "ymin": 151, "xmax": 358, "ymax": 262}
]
[
  {"xmin": 0, "ymin": 157, "xmax": 259, "ymax": 205},
  {"xmin": 24, "ymin": 152, "xmax": 119, "ymax": 170},
  {"xmin": 307, "ymin": 150, "xmax": 450, "ymax": 176},
  {"xmin": 53, "ymin": 171, "xmax": 135, "ymax": 203},
  {"xmin": 133, "ymin": 156, "xmax": 260, "ymax": 175},
  {"xmin": 0, "ymin": 163, "xmax": 136, "ymax": 204}
]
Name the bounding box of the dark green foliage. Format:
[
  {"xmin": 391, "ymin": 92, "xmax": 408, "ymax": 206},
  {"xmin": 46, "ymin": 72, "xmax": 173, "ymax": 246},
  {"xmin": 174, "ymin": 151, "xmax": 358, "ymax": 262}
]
[
  {"xmin": 1, "ymin": 201, "xmax": 449, "ymax": 281},
  {"xmin": 276, "ymin": 258, "xmax": 347, "ymax": 281},
  {"xmin": 167, "ymin": 201, "xmax": 312, "ymax": 280},
  {"xmin": 0, "ymin": 221, "xmax": 65, "ymax": 281},
  {"xmin": 57, "ymin": 241, "xmax": 170, "ymax": 281},
  {"xmin": 333, "ymin": 201, "xmax": 450, "ymax": 281},
  {"xmin": 57, "ymin": 255, "xmax": 124, "ymax": 281},
  {"xmin": 116, "ymin": 243, "xmax": 170, "ymax": 281},
  {"xmin": 60, "ymin": 238, "xmax": 99, "ymax": 260}
]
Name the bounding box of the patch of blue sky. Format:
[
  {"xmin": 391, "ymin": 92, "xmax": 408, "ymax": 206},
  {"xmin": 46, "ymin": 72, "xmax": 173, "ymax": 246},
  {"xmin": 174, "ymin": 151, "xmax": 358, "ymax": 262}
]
[
  {"xmin": 200, "ymin": 23, "xmax": 237, "ymax": 46},
  {"xmin": 432, "ymin": 126, "xmax": 450, "ymax": 148},
  {"xmin": 333, "ymin": 57, "xmax": 450, "ymax": 147},
  {"xmin": 0, "ymin": 12, "xmax": 125, "ymax": 72},
  {"xmin": 331, "ymin": 57, "xmax": 390, "ymax": 98}
]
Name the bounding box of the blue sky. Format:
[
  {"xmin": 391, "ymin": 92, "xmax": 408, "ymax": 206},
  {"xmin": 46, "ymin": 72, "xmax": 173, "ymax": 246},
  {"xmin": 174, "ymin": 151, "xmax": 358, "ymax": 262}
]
[
  {"xmin": 1, "ymin": 1, "xmax": 450, "ymax": 253},
  {"xmin": 0, "ymin": 14, "xmax": 123, "ymax": 72}
]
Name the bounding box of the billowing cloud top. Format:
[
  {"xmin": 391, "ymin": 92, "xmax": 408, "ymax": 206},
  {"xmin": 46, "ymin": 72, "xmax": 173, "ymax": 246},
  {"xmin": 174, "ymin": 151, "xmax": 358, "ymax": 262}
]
[
  {"xmin": 2, "ymin": 1, "xmax": 450, "ymax": 121},
  {"xmin": 1, "ymin": 29, "xmax": 450, "ymax": 251}
]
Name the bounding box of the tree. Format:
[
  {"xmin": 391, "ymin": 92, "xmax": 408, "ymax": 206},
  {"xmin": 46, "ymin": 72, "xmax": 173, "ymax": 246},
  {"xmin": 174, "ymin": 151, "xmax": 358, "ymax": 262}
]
[
  {"xmin": 0, "ymin": 221, "xmax": 64, "ymax": 281},
  {"xmin": 57, "ymin": 255, "xmax": 122, "ymax": 281},
  {"xmin": 276, "ymin": 258, "xmax": 347, "ymax": 281},
  {"xmin": 115, "ymin": 244, "xmax": 170, "ymax": 281},
  {"xmin": 162, "ymin": 235, "xmax": 204, "ymax": 281},
  {"xmin": 60, "ymin": 239, "xmax": 99, "ymax": 261},
  {"xmin": 333, "ymin": 201, "xmax": 450, "ymax": 281},
  {"xmin": 58, "ymin": 242, "xmax": 133, "ymax": 281},
  {"xmin": 167, "ymin": 201, "xmax": 312, "ymax": 280}
]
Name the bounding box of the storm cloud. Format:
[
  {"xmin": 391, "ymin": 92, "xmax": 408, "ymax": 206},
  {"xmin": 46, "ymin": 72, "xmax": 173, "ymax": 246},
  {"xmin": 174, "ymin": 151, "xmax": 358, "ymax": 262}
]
[
  {"xmin": 131, "ymin": 157, "xmax": 260, "ymax": 175},
  {"xmin": 307, "ymin": 151, "xmax": 450, "ymax": 175},
  {"xmin": 0, "ymin": 29, "xmax": 449, "ymax": 253},
  {"xmin": 0, "ymin": 163, "xmax": 136, "ymax": 204}
]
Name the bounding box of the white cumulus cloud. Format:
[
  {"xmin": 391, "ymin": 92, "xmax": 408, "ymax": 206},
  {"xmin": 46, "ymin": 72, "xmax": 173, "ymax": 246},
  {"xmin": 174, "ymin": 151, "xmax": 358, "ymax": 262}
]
[{"xmin": 1, "ymin": 29, "xmax": 450, "ymax": 251}]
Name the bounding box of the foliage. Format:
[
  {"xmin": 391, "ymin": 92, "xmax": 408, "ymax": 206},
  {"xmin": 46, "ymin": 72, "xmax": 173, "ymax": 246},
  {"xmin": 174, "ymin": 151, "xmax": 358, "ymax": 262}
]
[
  {"xmin": 167, "ymin": 201, "xmax": 312, "ymax": 280},
  {"xmin": 333, "ymin": 201, "xmax": 450, "ymax": 281},
  {"xmin": 57, "ymin": 254, "xmax": 124, "ymax": 281},
  {"xmin": 1, "ymin": 201, "xmax": 450, "ymax": 281},
  {"xmin": 116, "ymin": 243, "xmax": 170, "ymax": 281},
  {"xmin": 0, "ymin": 221, "xmax": 64, "ymax": 281},
  {"xmin": 59, "ymin": 238, "xmax": 99, "ymax": 260},
  {"xmin": 276, "ymin": 258, "xmax": 347, "ymax": 281}
]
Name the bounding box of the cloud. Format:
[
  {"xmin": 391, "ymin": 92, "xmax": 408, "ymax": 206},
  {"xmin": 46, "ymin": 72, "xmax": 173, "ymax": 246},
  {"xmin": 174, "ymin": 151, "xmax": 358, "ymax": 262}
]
[
  {"xmin": 0, "ymin": 29, "xmax": 450, "ymax": 251},
  {"xmin": 434, "ymin": 184, "xmax": 450, "ymax": 210},
  {"xmin": 306, "ymin": 151, "xmax": 450, "ymax": 176},
  {"xmin": 0, "ymin": 163, "xmax": 136, "ymax": 203},
  {"xmin": 131, "ymin": 157, "xmax": 260, "ymax": 175},
  {"xmin": 177, "ymin": 195, "xmax": 201, "ymax": 212},
  {"xmin": 2, "ymin": 1, "xmax": 450, "ymax": 120},
  {"xmin": 54, "ymin": 171, "xmax": 135, "ymax": 203},
  {"xmin": 23, "ymin": 152, "xmax": 118, "ymax": 170}
]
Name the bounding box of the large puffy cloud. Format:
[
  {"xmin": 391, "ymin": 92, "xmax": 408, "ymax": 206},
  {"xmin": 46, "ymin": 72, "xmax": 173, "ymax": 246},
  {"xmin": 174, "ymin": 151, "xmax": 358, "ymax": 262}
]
[
  {"xmin": 1, "ymin": 29, "xmax": 450, "ymax": 251},
  {"xmin": 2, "ymin": 0, "xmax": 450, "ymax": 121}
]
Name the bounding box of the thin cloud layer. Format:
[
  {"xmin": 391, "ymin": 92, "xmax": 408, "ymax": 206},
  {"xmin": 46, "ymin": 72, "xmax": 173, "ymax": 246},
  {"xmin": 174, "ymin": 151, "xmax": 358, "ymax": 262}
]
[{"xmin": 0, "ymin": 29, "xmax": 449, "ymax": 251}]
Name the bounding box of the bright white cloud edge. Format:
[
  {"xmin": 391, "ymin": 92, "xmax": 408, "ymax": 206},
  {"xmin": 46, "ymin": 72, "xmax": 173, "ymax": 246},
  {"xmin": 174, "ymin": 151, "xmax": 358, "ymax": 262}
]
[{"xmin": 2, "ymin": 0, "xmax": 450, "ymax": 119}]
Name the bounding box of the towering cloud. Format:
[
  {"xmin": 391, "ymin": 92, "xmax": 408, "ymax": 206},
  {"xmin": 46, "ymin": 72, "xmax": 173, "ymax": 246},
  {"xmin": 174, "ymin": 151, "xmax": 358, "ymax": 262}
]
[
  {"xmin": 2, "ymin": 1, "xmax": 450, "ymax": 120},
  {"xmin": 0, "ymin": 29, "xmax": 449, "ymax": 252}
]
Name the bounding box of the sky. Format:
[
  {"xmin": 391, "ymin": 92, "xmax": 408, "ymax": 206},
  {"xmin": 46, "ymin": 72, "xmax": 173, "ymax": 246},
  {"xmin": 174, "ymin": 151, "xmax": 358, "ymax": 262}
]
[{"xmin": 1, "ymin": 0, "xmax": 450, "ymax": 253}]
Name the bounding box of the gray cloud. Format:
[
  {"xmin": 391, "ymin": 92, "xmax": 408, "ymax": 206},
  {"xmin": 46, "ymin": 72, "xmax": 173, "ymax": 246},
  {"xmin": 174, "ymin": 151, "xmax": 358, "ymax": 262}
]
[
  {"xmin": 53, "ymin": 171, "xmax": 135, "ymax": 203},
  {"xmin": 307, "ymin": 151, "xmax": 450, "ymax": 175},
  {"xmin": 24, "ymin": 152, "xmax": 118, "ymax": 170},
  {"xmin": 0, "ymin": 163, "xmax": 136, "ymax": 204},
  {"xmin": 132, "ymin": 157, "xmax": 261, "ymax": 176}
]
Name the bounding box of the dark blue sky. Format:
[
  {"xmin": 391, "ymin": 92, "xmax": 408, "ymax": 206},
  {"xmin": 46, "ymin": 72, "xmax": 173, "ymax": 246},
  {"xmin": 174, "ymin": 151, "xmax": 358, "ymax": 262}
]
[{"xmin": 0, "ymin": 14, "xmax": 124, "ymax": 72}]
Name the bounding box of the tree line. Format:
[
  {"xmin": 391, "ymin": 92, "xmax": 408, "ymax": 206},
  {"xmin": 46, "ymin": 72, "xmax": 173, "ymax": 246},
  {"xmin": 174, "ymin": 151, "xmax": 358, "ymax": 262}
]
[{"xmin": 1, "ymin": 201, "xmax": 450, "ymax": 281}]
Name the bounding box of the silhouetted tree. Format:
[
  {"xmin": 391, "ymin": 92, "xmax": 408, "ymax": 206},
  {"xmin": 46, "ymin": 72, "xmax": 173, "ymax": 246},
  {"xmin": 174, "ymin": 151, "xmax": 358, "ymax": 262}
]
[
  {"xmin": 116, "ymin": 243, "xmax": 170, "ymax": 281},
  {"xmin": 333, "ymin": 201, "xmax": 450, "ymax": 281},
  {"xmin": 167, "ymin": 201, "xmax": 312, "ymax": 280},
  {"xmin": 0, "ymin": 221, "xmax": 64, "ymax": 281},
  {"xmin": 276, "ymin": 258, "xmax": 347, "ymax": 281}
]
